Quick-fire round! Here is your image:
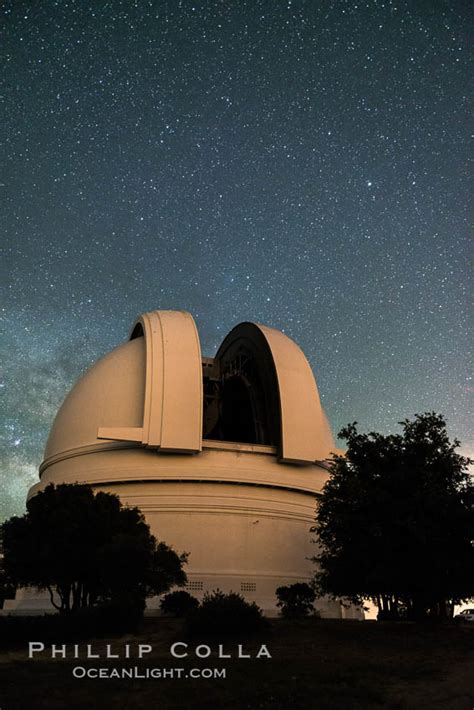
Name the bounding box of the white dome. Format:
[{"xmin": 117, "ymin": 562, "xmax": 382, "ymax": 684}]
[
  {"xmin": 26, "ymin": 310, "xmax": 342, "ymax": 617},
  {"xmin": 42, "ymin": 310, "xmax": 334, "ymax": 470},
  {"xmin": 45, "ymin": 337, "xmax": 146, "ymax": 461}
]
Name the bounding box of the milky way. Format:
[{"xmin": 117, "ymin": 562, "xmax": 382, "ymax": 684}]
[{"xmin": 1, "ymin": 1, "xmax": 472, "ymax": 520}]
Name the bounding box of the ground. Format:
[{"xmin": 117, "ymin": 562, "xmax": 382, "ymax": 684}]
[{"xmin": 0, "ymin": 618, "xmax": 473, "ymax": 709}]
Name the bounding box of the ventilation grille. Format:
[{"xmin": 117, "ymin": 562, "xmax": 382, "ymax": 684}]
[
  {"xmin": 187, "ymin": 580, "xmax": 204, "ymax": 591},
  {"xmin": 240, "ymin": 582, "xmax": 257, "ymax": 593}
]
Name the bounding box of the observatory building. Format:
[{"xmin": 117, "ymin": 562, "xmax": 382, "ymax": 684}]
[{"xmin": 8, "ymin": 310, "xmax": 358, "ymax": 617}]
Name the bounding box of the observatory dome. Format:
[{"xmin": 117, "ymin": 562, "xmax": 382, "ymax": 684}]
[{"xmin": 22, "ymin": 310, "xmax": 353, "ymax": 617}]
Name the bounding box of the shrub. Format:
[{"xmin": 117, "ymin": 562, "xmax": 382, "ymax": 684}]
[
  {"xmin": 185, "ymin": 590, "xmax": 268, "ymax": 636},
  {"xmin": 160, "ymin": 590, "xmax": 199, "ymax": 617},
  {"xmin": 275, "ymin": 583, "xmax": 316, "ymax": 618}
]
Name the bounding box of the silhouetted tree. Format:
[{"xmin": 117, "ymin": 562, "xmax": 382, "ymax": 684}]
[
  {"xmin": 275, "ymin": 582, "xmax": 317, "ymax": 618},
  {"xmin": 0, "ymin": 570, "xmax": 16, "ymax": 609},
  {"xmin": 312, "ymin": 413, "xmax": 474, "ymax": 620},
  {"xmin": 185, "ymin": 590, "xmax": 268, "ymax": 636},
  {"xmin": 160, "ymin": 590, "xmax": 199, "ymax": 617},
  {"xmin": 1, "ymin": 483, "xmax": 187, "ymax": 614},
  {"xmin": 0, "ymin": 529, "xmax": 16, "ymax": 608}
]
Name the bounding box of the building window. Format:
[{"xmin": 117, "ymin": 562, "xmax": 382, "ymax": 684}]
[
  {"xmin": 240, "ymin": 582, "xmax": 257, "ymax": 593},
  {"xmin": 187, "ymin": 581, "xmax": 204, "ymax": 591}
]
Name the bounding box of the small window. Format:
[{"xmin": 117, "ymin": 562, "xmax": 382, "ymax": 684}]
[
  {"xmin": 187, "ymin": 580, "xmax": 204, "ymax": 591},
  {"xmin": 240, "ymin": 582, "xmax": 257, "ymax": 593}
]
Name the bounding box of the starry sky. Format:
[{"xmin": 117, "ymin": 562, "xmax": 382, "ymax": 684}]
[{"xmin": 1, "ymin": 0, "xmax": 472, "ymax": 521}]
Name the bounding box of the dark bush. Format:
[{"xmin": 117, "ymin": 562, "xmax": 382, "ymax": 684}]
[
  {"xmin": 160, "ymin": 590, "xmax": 199, "ymax": 617},
  {"xmin": 275, "ymin": 583, "xmax": 316, "ymax": 618},
  {"xmin": 185, "ymin": 590, "xmax": 268, "ymax": 637}
]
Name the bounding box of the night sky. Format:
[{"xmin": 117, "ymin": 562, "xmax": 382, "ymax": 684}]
[{"xmin": 1, "ymin": 1, "xmax": 472, "ymax": 521}]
